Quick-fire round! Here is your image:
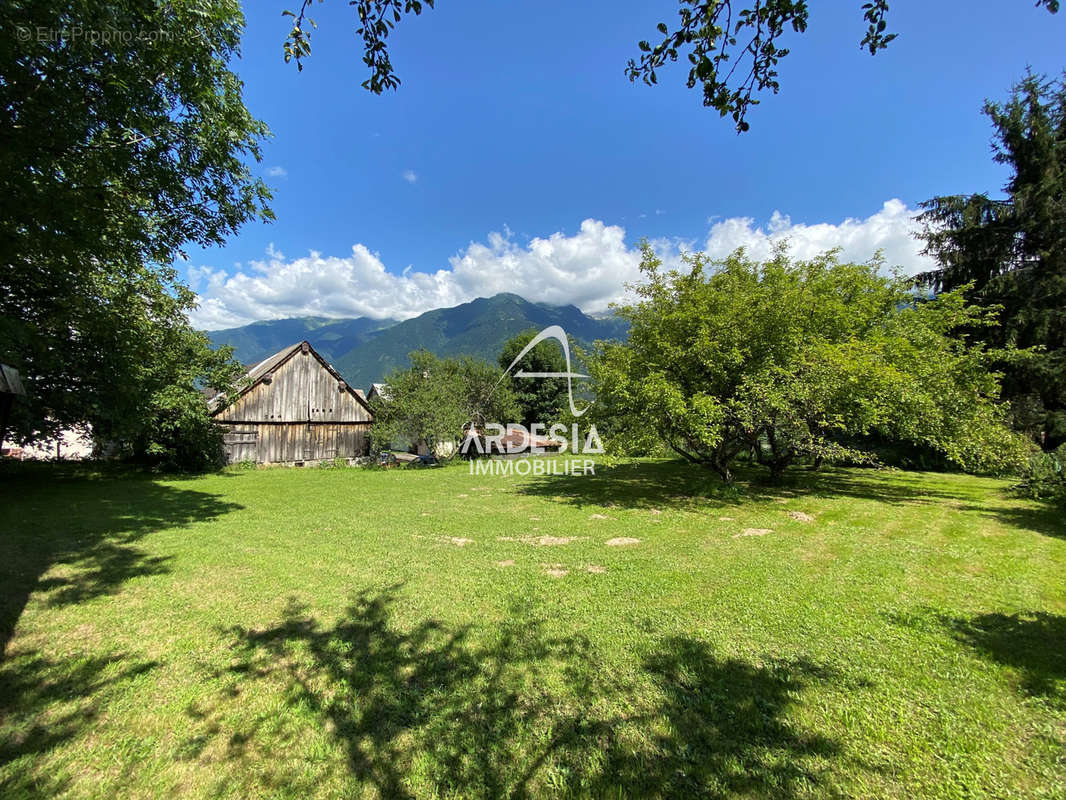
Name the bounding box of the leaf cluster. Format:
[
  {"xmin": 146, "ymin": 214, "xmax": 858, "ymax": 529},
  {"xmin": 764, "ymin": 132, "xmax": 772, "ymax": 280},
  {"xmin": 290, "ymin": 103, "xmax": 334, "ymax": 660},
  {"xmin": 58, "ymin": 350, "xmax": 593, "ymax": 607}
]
[
  {"xmin": 369, "ymin": 351, "xmax": 519, "ymax": 457},
  {"xmin": 278, "ymin": 2, "xmax": 1059, "ymax": 132},
  {"xmin": 0, "ymin": 0, "xmax": 270, "ymax": 466},
  {"xmin": 283, "ymin": 0, "xmax": 433, "ymax": 92},
  {"xmin": 587, "ymin": 244, "xmax": 1030, "ymax": 481}
]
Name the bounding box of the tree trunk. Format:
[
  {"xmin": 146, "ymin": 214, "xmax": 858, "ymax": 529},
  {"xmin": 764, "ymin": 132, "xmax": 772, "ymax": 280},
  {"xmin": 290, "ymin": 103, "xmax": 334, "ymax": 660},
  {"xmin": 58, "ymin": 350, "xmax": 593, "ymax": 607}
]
[{"xmin": 714, "ymin": 461, "xmax": 734, "ymax": 483}]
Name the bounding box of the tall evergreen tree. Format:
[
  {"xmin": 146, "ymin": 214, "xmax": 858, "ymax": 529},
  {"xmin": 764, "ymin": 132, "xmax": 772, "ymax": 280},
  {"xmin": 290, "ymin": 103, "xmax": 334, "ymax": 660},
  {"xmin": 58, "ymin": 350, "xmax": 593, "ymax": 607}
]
[{"xmin": 917, "ymin": 72, "xmax": 1066, "ymax": 446}]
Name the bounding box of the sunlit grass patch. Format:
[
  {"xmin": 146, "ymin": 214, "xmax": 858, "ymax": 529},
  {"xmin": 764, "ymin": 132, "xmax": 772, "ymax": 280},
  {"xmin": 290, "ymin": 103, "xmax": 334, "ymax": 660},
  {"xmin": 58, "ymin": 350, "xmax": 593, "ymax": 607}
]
[{"xmin": 1, "ymin": 459, "xmax": 1063, "ymax": 798}]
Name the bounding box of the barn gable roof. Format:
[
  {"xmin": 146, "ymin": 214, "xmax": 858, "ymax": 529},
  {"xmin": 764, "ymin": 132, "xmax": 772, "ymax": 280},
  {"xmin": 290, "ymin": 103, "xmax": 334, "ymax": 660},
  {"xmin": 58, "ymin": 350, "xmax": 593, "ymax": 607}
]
[{"xmin": 210, "ymin": 341, "xmax": 373, "ymax": 418}]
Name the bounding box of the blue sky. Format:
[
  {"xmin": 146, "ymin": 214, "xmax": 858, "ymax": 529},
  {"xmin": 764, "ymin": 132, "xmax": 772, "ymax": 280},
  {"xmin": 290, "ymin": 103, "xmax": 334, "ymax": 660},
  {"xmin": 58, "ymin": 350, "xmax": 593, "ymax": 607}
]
[{"xmin": 185, "ymin": 0, "xmax": 1065, "ymax": 328}]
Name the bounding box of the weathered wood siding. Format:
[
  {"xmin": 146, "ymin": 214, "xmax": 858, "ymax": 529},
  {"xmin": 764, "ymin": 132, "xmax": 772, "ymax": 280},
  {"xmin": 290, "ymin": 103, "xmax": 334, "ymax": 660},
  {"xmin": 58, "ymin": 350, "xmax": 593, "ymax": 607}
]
[
  {"xmin": 215, "ymin": 349, "xmax": 372, "ymax": 424},
  {"xmin": 218, "ymin": 422, "xmax": 371, "ymax": 464},
  {"xmin": 214, "ymin": 347, "xmax": 372, "ymax": 464},
  {"xmin": 221, "ymin": 430, "xmax": 259, "ymax": 463}
]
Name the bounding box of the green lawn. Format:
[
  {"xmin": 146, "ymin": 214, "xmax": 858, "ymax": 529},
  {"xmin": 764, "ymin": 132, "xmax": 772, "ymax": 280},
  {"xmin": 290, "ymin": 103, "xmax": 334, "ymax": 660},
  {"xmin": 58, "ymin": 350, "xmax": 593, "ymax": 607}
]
[{"xmin": 1, "ymin": 459, "xmax": 1063, "ymax": 799}]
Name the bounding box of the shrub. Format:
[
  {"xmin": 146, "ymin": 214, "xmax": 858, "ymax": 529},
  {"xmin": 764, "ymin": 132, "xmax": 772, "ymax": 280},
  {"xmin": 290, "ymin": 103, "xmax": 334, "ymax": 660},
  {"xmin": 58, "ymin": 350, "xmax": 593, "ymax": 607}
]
[{"xmin": 1014, "ymin": 445, "xmax": 1066, "ymax": 504}]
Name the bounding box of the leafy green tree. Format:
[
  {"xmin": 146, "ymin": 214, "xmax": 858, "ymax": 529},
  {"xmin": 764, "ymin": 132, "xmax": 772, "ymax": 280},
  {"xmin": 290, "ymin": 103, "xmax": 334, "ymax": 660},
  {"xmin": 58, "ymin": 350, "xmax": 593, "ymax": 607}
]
[
  {"xmin": 369, "ymin": 351, "xmax": 519, "ymax": 457},
  {"xmin": 498, "ymin": 329, "xmax": 569, "ymax": 429},
  {"xmin": 0, "ymin": 0, "xmax": 272, "ymax": 462},
  {"xmin": 281, "ymin": 1, "xmax": 1059, "ymax": 131},
  {"xmin": 587, "ymin": 244, "xmax": 1029, "ymax": 482},
  {"xmin": 126, "ymin": 326, "xmax": 245, "ymax": 471},
  {"xmin": 917, "ymin": 72, "xmax": 1066, "ymax": 447}
]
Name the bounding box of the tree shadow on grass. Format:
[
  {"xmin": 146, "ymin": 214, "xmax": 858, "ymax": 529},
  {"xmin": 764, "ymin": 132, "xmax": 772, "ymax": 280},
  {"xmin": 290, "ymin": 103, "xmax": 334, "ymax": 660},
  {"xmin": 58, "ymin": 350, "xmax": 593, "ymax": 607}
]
[
  {"xmin": 888, "ymin": 606, "xmax": 1066, "ymax": 709},
  {"xmin": 516, "ymin": 459, "xmax": 990, "ymax": 513},
  {"xmin": 956, "ymin": 501, "xmax": 1066, "ymax": 540},
  {"xmin": 947, "ymin": 611, "xmax": 1066, "ymax": 708},
  {"xmin": 194, "ymin": 585, "xmax": 856, "ymax": 798},
  {"xmin": 0, "ymin": 463, "xmax": 244, "ymax": 657},
  {"xmin": 0, "ymin": 650, "xmax": 161, "ymax": 797}
]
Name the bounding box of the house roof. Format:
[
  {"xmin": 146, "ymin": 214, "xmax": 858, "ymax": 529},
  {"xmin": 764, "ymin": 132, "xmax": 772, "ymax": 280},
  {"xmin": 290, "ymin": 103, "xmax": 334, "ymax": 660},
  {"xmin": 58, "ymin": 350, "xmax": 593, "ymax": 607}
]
[
  {"xmin": 465, "ymin": 427, "xmax": 562, "ymax": 450},
  {"xmin": 0, "ymin": 364, "xmax": 26, "ymax": 396},
  {"xmin": 210, "ymin": 341, "xmax": 373, "ymax": 417},
  {"xmin": 244, "ymin": 343, "xmax": 301, "ymax": 387},
  {"xmin": 500, "ymin": 429, "xmax": 561, "ymax": 450}
]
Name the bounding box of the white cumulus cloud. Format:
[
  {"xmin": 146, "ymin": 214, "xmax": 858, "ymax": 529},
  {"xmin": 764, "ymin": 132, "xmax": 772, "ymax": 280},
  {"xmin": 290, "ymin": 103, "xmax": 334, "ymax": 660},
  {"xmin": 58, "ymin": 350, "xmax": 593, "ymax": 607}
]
[
  {"xmin": 402, "ymin": 169, "xmax": 417, "ymax": 184},
  {"xmin": 265, "ymin": 166, "xmax": 287, "ymax": 178},
  {"xmin": 188, "ymin": 199, "xmax": 936, "ymax": 330},
  {"xmin": 703, "ymin": 199, "xmax": 931, "ymax": 273}
]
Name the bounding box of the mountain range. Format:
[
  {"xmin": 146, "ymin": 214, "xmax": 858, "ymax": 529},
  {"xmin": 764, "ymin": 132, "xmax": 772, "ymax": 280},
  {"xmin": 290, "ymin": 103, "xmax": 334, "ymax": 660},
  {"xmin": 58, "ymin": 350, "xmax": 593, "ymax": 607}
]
[{"xmin": 206, "ymin": 293, "xmax": 628, "ymax": 390}]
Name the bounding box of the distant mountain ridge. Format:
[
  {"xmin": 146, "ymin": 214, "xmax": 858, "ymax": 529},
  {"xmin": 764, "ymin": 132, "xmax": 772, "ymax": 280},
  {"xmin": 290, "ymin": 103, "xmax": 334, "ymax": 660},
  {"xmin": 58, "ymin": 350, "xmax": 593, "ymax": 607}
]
[
  {"xmin": 206, "ymin": 316, "xmax": 396, "ymax": 369},
  {"xmin": 206, "ymin": 293, "xmax": 628, "ymax": 389}
]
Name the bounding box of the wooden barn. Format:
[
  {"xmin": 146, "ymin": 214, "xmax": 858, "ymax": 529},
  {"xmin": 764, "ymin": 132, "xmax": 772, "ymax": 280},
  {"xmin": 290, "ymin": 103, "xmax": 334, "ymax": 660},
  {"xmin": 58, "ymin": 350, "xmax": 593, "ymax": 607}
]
[{"xmin": 210, "ymin": 341, "xmax": 373, "ymax": 465}]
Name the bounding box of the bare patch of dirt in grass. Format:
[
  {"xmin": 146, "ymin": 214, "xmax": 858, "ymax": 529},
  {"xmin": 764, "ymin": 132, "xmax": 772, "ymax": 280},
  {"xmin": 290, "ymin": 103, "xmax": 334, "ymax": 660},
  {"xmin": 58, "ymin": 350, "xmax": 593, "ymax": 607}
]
[
  {"xmin": 544, "ymin": 564, "xmax": 569, "ymax": 577},
  {"xmin": 799, "ymin": 549, "xmax": 835, "ymax": 565},
  {"xmin": 495, "ymin": 559, "xmax": 515, "ymax": 567},
  {"xmin": 497, "ymin": 535, "xmax": 585, "ymax": 546},
  {"xmin": 718, "ymin": 516, "xmax": 735, "ymax": 521},
  {"xmin": 788, "ymin": 511, "xmax": 816, "ymax": 523},
  {"xmin": 73, "ymin": 623, "xmax": 98, "ymax": 638},
  {"xmin": 532, "ymin": 535, "xmax": 578, "ymax": 546},
  {"xmin": 53, "ymin": 622, "xmax": 102, "ymax": 650},
  {"xmin": 586, "ymin": 565, "xmax": 607, "ymax": 574},
  {"xmin": 411, "ymin": 534, "xmax": 474, "ymax": 547},
  {"xmin": 589, "ymin": 513, "xmax": 610, "ymax": 520},
  {"xmin": 735, "ymin": 528, "xmax": 773, "ymax": 538},
  {"xmin": 605, "ymin": 537, "xmax": 640, "ymax": 546},
  {"xmin": 796, "ymin": 535, "xmax": 837, "ymax": 564}
]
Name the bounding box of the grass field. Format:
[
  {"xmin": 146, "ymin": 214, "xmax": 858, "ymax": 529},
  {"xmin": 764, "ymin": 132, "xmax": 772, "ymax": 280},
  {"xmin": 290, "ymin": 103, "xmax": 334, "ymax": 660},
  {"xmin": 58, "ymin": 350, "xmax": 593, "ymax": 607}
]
[{"xmin": 1, "ymin": 458, "xmax": 1064, "ymax": 799}]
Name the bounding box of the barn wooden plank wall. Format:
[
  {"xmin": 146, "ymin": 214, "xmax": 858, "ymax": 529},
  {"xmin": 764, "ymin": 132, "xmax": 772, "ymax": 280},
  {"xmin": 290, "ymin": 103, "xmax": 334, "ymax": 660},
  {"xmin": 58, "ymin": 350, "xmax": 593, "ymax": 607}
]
[
  {"xmin": 214, "ymin": 345, "xmax": 373, "ymax": 464},
  {"xmin": 220, "ymin": 422, "xmax": 371, "ymax": 464}
]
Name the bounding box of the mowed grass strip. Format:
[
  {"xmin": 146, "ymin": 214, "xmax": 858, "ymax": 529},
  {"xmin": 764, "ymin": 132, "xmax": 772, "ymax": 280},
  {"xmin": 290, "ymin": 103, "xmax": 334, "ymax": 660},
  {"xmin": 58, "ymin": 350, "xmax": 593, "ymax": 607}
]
[{"xmin": 1, "ymin": 459, "xmax": 1063, "ymax": 799}]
